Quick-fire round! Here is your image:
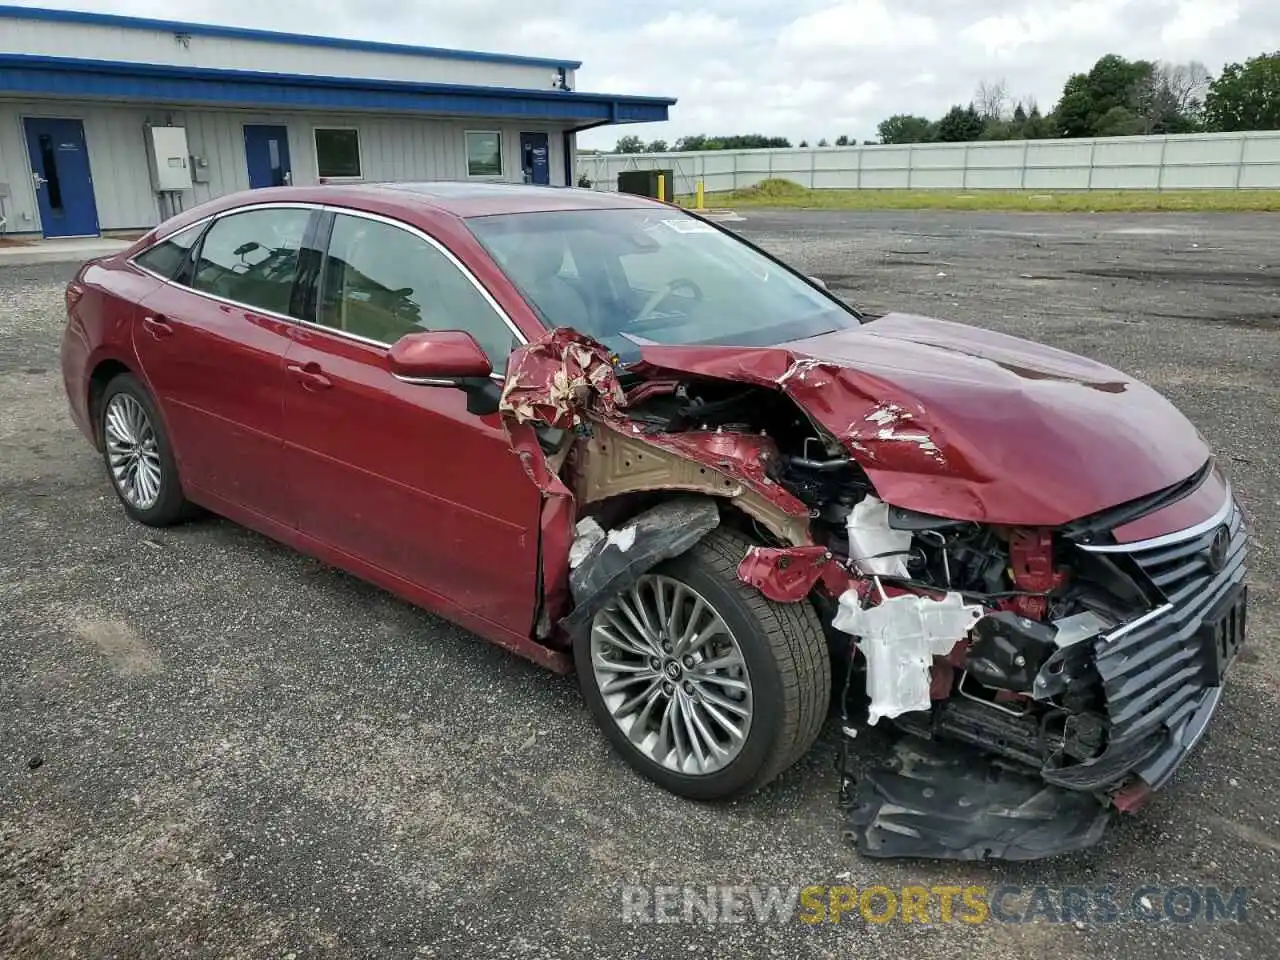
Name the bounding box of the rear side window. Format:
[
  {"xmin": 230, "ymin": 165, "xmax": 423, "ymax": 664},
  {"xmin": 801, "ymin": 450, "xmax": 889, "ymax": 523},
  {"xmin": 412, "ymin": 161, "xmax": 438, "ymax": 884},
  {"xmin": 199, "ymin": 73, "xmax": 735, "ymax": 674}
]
[
  {"xmin": 134, "ymin": 223, "xmax": 204, "ymax": 280},
  {"xmin": 191, "ymin": 208, "xmax": 311, "ymax": 315},
  {"xmin": 318, "ymin": 214, "xmax": 517, "ymax": 372}
]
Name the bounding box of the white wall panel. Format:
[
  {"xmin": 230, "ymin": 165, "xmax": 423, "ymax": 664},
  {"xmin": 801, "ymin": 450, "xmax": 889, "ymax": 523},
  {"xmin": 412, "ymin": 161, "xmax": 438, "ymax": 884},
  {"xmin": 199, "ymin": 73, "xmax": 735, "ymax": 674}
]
[
  {"xmin": 0, "ymin": 16, "xmax": 572, "ymax": 91},
  {"xmin": 578, "ymin": 132, "xmax": 1280, "ymax": 195}
]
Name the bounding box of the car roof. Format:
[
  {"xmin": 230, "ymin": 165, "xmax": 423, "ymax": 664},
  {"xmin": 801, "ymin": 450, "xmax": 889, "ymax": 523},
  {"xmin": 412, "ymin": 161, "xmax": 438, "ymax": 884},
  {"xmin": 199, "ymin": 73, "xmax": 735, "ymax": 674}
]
[
  {"xmin": 321, "ymin": 181, "xmax": 663, "ymax": 218},
  {"xmin": 135, "ymin": 181, "xmax": 669, "ymax": 251}
]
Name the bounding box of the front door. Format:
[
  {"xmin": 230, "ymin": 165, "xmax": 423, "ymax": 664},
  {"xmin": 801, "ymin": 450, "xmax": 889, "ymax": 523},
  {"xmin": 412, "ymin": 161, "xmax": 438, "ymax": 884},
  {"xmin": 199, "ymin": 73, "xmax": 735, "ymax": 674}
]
[
  {"xmin": 520, "ymin": 132, "xmax": 550, "ymax": 185},
  {"xmin": 281, "ymin": 211, "xmax": 539, "ymax": 634},
  {"xmin": 23, "ymin": 117, "xmax": 99, "ymax": 238},
  {"xmin": 243, "ymin": 125, "xmax": 293, "ymax": 189}
]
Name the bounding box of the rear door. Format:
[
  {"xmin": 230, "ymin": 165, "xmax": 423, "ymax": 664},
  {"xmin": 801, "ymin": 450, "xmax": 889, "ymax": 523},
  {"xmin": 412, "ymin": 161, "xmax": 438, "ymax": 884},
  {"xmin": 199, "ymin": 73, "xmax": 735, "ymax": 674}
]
[
  {"xmin": 280, "ymin": 209, "xmax": 540, "ymax": 634},
  {"xmin": 132, "ymin": 205, "xmax": 314, "ymax": 523}
]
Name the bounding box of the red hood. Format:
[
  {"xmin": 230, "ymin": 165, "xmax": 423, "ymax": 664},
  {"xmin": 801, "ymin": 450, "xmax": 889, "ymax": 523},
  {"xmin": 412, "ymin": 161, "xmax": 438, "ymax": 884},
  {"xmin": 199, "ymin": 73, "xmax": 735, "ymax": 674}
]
[{"xmin": 633, "ymin": 313, "xmax": 1210, "ymax": 526}]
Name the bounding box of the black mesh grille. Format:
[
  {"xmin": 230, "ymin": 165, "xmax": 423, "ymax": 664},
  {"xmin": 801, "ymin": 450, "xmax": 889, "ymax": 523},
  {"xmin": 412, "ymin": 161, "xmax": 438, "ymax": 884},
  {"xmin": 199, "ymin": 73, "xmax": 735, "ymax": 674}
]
[{"xmin": 1090, "ymin": 501, "xmax": 1247, "ymax": 753}]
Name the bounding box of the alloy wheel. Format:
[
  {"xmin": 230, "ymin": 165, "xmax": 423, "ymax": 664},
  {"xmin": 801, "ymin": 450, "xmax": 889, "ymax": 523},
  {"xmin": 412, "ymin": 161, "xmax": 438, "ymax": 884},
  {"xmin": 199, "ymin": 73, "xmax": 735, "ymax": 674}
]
[
  {"xmin": 589, "ymin": 573, "xmax": 754, "ymax": 775},
  {"xmin": 104, "ymin": 393, "xmax": 162, "ymax": 510}
]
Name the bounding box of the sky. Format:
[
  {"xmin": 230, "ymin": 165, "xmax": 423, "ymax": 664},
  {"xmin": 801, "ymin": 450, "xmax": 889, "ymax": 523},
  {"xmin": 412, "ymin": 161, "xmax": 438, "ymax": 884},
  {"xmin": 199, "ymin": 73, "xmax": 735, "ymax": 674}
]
[{"xmin": 9, "ymin": 0, "xmax": 1279, "ymax": 148}]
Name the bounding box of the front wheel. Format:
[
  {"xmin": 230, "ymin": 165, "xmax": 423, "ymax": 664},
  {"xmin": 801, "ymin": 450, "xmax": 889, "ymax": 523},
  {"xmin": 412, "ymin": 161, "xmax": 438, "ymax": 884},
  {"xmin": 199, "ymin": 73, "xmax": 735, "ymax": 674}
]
[{"xmin": 575, "ymin": 528, "xmax": 831, "ymax": 801}]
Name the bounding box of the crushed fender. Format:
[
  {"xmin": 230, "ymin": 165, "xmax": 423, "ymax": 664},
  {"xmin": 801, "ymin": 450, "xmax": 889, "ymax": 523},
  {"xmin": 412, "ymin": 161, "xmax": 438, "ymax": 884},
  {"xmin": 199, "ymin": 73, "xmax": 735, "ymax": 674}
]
[
  {"xmin": 500, "ymin": 327, "xmax": 625, "ymax": 429},
  {"xmin": 561, "ymin": 498, "xmax": 721, "ymax": 636},
  {"xmin": 845, "ymin": 738, "xmax": 1111, "ymax": 861},
  {"xmin": 737, "ymin": 545, "xmax": 855, "ymax": 603}
]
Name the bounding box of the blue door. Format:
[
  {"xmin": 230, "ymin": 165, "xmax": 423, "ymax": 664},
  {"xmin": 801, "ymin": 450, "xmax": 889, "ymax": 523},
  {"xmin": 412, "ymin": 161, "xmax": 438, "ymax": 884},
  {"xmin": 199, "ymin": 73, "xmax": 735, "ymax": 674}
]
[
  {"xmin": 243, "ymin": 125, "xmax": 293, "ymax": 189},
  {"xmin": 520, "ymin": 132, "xmax": 550, "ymax": 185},
  {"xmin": 23, "ymin": 117, "xmax": 99, "ymax": 238}
]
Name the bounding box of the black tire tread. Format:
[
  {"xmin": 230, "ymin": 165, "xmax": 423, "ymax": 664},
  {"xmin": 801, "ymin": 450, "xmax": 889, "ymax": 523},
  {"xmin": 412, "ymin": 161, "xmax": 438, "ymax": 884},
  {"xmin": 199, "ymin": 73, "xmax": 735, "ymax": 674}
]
[{"xmin": 684, "ymin": 528, "xmax": 832, "ymax": 788}]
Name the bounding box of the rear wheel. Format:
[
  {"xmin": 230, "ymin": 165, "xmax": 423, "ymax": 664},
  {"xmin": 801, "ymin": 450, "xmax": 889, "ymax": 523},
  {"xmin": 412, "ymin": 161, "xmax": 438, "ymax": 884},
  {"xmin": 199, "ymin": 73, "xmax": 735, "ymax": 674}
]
[
  {"xmin": 575, "ymin": 528, "xmax": 831, "ymax": 800},
  {"xmin": 98, "ymin": 373, "xmax": 194, "ymax": 527}
]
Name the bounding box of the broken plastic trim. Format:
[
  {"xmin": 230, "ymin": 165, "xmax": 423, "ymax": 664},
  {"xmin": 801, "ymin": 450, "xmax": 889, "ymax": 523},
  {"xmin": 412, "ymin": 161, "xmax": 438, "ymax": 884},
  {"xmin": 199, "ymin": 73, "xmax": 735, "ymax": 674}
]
[
  {"xmin": 560, "ymin": 497, "xmax": 721, "ymax": 636},
  {"xmin": 846, "ymin": 738, "xmax": 1111, "ymax": 861},
  {"xmin": 833, "ymin": 586, "xmax": 986, "ymax": 726}
]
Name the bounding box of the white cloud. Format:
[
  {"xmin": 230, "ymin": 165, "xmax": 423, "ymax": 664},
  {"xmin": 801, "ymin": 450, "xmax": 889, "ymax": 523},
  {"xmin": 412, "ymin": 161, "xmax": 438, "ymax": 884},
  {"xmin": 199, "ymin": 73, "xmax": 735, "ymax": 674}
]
[
  {"xmin": 1162, "ymin": 0, "xmax": 1242, "ymax": 45},
  {"xmin": 640, "ymin": 12, "xmax": 743, "ymax": 45},
  {"xmin": 961, "ymin": 1, "xmax": 1129, "ymax": 57},
  {"xmin": 778, "ymin": 1, "xmax": 940, "ymax": 52}
]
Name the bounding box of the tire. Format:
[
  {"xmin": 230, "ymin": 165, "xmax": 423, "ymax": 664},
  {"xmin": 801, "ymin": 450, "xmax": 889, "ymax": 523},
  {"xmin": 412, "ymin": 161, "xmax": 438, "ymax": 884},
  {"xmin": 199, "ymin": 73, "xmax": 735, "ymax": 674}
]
[
  {"xmin": 575, "ymin": 527, "xmax": 831, "ymax": 801},
  {"xmin": 98, "ymin": 373, "xmax": 194, "ymax": 527}
]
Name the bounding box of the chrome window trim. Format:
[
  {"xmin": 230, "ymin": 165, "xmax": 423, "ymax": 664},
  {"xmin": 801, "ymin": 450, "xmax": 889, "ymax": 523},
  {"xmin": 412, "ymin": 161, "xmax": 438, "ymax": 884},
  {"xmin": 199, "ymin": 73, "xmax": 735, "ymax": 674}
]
[
  {"xmin": 1078, "ymin": 485, "xmax": 1235, "ymax": 554},
  {"xmin": 1101, "ymin": 602, "xmax": 1175, "ymax": 644},
  {"xmin": 125, "ymin": 201, "xmax": 527, "ymax": 372}
]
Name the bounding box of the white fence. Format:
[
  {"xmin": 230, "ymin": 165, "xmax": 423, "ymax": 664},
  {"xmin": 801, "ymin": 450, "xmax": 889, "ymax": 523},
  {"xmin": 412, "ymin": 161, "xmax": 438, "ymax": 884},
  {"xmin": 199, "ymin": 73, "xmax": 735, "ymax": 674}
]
[{"xmin": 577, "ymin": 131, "xmax": 1280, "ymax": 194}]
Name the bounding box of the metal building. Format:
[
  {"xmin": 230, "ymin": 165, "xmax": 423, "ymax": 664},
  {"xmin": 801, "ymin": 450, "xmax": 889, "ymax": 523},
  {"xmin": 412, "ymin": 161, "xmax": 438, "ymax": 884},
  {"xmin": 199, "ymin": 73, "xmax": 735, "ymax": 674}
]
[{"xmin": 0, "ymin": 5, "xmax": 674, "ymax": 238}]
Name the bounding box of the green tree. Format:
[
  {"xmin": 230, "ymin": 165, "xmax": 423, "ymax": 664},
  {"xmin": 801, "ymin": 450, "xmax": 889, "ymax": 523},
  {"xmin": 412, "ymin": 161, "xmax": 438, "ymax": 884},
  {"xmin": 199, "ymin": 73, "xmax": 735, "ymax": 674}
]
[
  {"xmin": 1053, "ymin": 54, "xmax": 1160, "ymax": 137},
  {"xmin": 816, "ymin": 137, "xmax": 829, "ymax": 147},
  {"xmin": 645, "ymin": 139, "xmax": 669, "ymax": 152},
  {"xmin": 835, "ymin": 134, "xmax": 851, "ymax": 146},
  {"xmin": 934, "ymin": 103, "xmax": 984, "ymax": 142},
  {"xmin": 877, "ymin": 114, "xmax": 934, "ymax": 144},
  {"xmin": 1205, "ymin": 52, "xmax": 1280, "ymax": 131},
  {"xmin": 614, "ymin": 134, "xmax": 645, "ymax": 153},
  {"xmin": 1093, "ymin": 105, "xmax": 1146, "ymax": 137}
]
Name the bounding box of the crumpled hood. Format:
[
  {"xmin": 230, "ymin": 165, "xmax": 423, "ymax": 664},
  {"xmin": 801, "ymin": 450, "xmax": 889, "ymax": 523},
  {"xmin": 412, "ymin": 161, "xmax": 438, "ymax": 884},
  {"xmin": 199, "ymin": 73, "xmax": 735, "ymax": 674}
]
[{"xmin": 633, "ymin": 313, "xmax": 1209, "ymax": 526}]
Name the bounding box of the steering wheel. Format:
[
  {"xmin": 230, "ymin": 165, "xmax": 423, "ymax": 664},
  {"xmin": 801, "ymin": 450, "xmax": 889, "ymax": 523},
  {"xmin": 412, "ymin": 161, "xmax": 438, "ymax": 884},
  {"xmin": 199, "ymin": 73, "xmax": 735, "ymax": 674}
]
[{"xmin": 633, "ymin": 278, "xmax": 704, "ymax": 323}]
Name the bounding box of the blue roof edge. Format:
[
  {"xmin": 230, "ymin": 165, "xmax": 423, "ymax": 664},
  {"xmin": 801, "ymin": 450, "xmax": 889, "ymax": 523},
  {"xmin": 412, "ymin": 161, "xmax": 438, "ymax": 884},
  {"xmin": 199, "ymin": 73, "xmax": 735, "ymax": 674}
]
[
  {"xmin": 0, "ymin": 53, "xmax": 675, "ymax": 124},
  {"xmin": 0, "ymin": 3, "xmax": 584, "ymax": 70}
]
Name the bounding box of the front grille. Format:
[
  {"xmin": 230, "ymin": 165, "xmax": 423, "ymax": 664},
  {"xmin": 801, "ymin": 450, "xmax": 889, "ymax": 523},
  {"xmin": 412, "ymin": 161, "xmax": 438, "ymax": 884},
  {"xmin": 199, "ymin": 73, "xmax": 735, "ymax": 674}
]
[{"xmin": 1087, "ymin": 499, "xmax": 1247, "ymax": 757}]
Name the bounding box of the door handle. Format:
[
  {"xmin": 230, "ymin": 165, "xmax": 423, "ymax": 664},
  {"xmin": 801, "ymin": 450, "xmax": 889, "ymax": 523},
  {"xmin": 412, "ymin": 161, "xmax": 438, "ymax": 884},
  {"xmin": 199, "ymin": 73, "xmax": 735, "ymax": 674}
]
[
  {"xmin": 32, "ymin": 171, "xmax": 47, "ymax": 189},
  {"xmin": 288, "ymin": 362, "xmax": 332, "ymax": 391},
  {"xmin": 142, "ymin": 315, "xmax": 174, "ymax": 339}
]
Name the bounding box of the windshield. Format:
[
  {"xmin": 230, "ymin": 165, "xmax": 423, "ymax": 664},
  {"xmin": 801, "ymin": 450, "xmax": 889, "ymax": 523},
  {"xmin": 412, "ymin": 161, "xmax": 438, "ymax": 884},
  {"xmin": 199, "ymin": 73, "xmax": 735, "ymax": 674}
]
[{"xmin": 466, "ymin": 208, "xmax": 857, "ymax": 362}]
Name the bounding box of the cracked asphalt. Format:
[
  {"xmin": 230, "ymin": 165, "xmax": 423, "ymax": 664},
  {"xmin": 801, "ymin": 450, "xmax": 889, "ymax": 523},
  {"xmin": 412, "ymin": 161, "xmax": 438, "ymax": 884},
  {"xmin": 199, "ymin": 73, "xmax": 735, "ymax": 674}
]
[{"xmin": 3, "ymin": 210, "xmax": 1278, "ymax": 959}]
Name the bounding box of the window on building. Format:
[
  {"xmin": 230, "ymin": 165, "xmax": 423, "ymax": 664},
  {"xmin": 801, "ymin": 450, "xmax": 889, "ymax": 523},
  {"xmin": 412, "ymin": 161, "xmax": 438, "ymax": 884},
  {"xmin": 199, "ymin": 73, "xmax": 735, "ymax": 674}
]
[
  {"xmin": 314, "ymin": 128, "xmax": 362, "ymax": 179},
  {"xmin": 318, "ymin": 213, "xmax": 517, "ymax": 371},
  {"xmin": 190, "ymin": 207, "xmax": 311, "ymax": 315},
  {"xmin": 465, "ymin": 131, "xmax": 503, "ymax": 178},
  {"xmin": 133, "ymin": 223, "xmax": 206, "ymax": 280}
]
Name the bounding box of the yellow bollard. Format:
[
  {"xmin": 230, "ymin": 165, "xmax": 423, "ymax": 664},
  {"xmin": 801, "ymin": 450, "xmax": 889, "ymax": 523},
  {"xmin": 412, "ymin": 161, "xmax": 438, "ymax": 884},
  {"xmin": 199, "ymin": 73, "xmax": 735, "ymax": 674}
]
[
  {"xmin": 657, "ymin": 173, "xmax": 666, "ymax": 202},
  {"xmin": 696, "ymin": 180, "xmax": 705, "ymax": 210}
]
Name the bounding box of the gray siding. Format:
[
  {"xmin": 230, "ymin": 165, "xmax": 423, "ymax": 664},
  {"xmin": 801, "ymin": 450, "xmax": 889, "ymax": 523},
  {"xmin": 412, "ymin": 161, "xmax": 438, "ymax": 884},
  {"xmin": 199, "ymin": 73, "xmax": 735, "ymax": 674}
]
[
  {"xmin": 0, "ymin": 15, "xmax": 575, "ymax": 90},
  {"xmin": 0, "ymin": 99, "xmax": 572, "ymax": 234}
]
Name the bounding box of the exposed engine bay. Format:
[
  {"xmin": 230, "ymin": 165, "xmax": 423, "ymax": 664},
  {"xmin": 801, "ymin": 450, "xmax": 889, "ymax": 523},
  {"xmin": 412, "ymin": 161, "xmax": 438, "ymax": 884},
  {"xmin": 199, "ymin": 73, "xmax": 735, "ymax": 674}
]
[{"xmin": 499, "ymin": 326, "xmax": 1249, "ymax": 862}]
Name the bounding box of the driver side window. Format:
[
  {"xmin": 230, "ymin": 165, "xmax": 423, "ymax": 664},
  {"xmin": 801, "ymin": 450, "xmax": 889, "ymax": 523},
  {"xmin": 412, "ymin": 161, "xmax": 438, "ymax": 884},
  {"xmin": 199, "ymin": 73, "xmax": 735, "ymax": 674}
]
[
  {"xmin": 318, "ymin": 214, "xmax": 516, "ymax": 373},
  {"xmin": 190, "ymin": 208, "xmax": 311, "ymax": 315}
]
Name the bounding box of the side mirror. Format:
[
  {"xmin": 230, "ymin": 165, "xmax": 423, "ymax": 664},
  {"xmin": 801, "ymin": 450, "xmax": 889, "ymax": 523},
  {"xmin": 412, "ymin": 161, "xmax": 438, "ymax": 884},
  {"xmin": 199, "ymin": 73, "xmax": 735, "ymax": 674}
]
[{"xmin": 388, "ymin": 330, "xmax": 493, "ymax": 381}]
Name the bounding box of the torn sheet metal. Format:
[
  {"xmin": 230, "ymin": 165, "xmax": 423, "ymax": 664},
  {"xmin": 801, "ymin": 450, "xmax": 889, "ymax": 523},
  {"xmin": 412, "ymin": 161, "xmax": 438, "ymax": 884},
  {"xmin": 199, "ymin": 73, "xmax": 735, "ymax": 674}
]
[
  {"xmin": 846, "ymin": 738, "xmax": 1111, "ymax": 861},
  {"xmin": 629, "ymin": 317, "xmax": 1209, "ymax": 527},
  {"xmin": 561, "ymin": 497, "xmax": 721, "ymax": 636},
  {"xmin": 500, "ymin": 327, "xmax": 625, "ymax": 429},
  {"xmin": 737, "ymin": 545, "xmax": 858, "ymax": 603},
  {"xmin": 832, "ymin": 589, "xmax": 986, "ymax": 725}
]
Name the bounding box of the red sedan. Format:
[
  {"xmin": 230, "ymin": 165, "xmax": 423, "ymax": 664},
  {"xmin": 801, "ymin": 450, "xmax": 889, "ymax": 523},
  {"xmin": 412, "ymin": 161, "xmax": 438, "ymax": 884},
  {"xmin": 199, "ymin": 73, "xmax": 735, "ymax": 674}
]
[{"xmin": 61, "ymin": 183, "xmax": 1247, "ymax": 860}]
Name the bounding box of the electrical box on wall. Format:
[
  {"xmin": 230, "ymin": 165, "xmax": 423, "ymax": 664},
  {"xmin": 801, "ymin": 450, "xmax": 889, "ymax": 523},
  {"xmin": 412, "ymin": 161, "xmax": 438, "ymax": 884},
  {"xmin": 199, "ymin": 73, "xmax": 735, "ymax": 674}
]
[{"xmin": 145, "ymin": 126, "xmax": 193, "ymax": 191}]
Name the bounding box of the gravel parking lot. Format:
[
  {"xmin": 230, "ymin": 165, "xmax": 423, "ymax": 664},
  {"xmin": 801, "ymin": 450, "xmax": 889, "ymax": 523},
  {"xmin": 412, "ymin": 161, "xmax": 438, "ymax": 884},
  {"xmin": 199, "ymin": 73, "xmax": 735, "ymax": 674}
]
[{"xmin": 2, "ymin": 210, "xmax": 1278, "ymax": 959}]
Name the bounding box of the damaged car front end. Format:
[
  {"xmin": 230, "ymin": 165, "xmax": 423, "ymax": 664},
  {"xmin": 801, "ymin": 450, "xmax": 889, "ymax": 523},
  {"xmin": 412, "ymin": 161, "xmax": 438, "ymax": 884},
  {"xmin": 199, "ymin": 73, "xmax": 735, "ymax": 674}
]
[
  {"xmin": 496, "ymin": 317, "xmax": 1248, "ymax": 861},
  {"xmin": 467, "ymin": 201, "xmax": 1248, "ymax": 861}
]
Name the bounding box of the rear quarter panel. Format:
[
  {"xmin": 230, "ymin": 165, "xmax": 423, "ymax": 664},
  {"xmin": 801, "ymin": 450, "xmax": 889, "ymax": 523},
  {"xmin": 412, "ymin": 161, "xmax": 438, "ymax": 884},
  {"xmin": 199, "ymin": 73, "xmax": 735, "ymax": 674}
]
[{"xmin": 62, "ymin": 256, "xmax": 164, "ymax": 446}]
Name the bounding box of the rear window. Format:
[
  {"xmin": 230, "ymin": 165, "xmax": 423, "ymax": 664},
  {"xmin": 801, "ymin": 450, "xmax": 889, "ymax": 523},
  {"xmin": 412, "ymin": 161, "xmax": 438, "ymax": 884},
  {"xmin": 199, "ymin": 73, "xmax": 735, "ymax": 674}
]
[{"xmin": 133, "ymin": 223, "xmax": 204, "ymax": 280}]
